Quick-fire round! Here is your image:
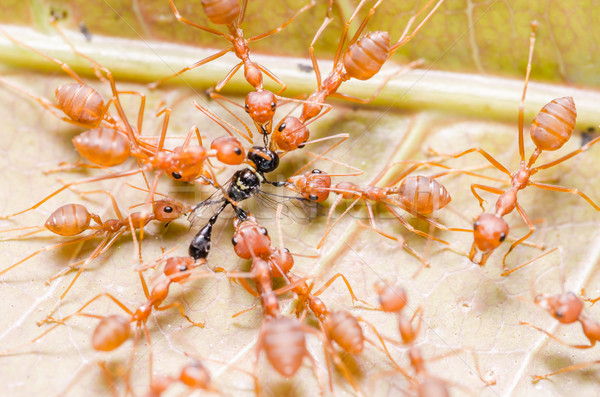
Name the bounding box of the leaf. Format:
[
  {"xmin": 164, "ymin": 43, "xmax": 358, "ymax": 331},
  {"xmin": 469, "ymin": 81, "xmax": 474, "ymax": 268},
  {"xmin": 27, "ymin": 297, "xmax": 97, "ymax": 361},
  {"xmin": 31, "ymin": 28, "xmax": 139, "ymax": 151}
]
[{"xmin": 1, "ymin": 1, "xmax": 600, "ymax": 396}]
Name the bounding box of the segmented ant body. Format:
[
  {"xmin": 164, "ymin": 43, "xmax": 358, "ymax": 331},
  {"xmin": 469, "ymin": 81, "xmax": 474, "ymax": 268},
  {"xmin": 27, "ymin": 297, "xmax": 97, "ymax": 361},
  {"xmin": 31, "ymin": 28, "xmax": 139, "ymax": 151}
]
[
  {"xmin": 0, "ymin": 195, "xmax": 191, "ymax": 318},
  {"xmin": 287, "ymin": 169, "xmax": 460, "ymax": 264},
  {"xmin": 270, "ymin": 0, "xmax": 443, "ymax": 152},
  {"xmin": 375, "ymin": 283, "xmax": 451, "ymax": 396},
  {"xmin": 433, "ymin": 22, "xmax": 600, "ymax": 269},
  {"xmin": 151, "ymin": 0, "xmax": 315, "ymax": 135},
  {"xmin": 145, "ymin": 361, "xmax": 216, "ymax": 397},
  {"xmin": 522, "ymin": 289, "xmax": 600, "ymax": 382},
  {"xmin": 5, "ymin": 255, "xmax": 204, "ymax": 373}
]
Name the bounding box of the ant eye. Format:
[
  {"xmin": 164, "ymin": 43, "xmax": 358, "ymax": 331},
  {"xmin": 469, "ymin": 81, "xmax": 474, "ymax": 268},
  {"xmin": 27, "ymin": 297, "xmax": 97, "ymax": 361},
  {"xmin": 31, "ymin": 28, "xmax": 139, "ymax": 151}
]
[
  {"xmin": 261, "ymin": 227, "xmax": 268, "ymax": 235},
  {"xmin": 171, "ymin": 172, "xmax": 182, "ymax": 179},
  {"xmin": 180, "ymin": 265, "xmax": 188, "ymax": 272},
  {"xmin": 234, "ymin": 147, "xmax": 242, "ymax": 155},
  {"xmin": 473, "ymin": 221, "xmax": 480, "ymax": 228},
  {"xmin": 311, "ymin": 169, "xmax": 322, "ymax": 174},
  {"xmin": 499, "ymin": 233, "xmax": 506, "ymax": 242},
  {"xmin": 271, "ymin": 102, "xmax": 276, "ymax": 109},
  {"xmin": 278, "ymin": 123, "xmax": 286, "ymax": 132},
  {"xmin": 164, "ymin": 206, "xmax": 173, "ymax": 213},
  {"xmin": 555, "ymin": 310, "xmax": 563, "ymax": 318},
  {"xmin": 297, "ymin": 144, "xmax": 305, "ymax": 149},
  {"xmin": 309, "ymin": 194, "xmax": 318, "ymax": 201},
  {"xmin": 231, "ymin": 237, "xmax": 238, "ymax": 246}
]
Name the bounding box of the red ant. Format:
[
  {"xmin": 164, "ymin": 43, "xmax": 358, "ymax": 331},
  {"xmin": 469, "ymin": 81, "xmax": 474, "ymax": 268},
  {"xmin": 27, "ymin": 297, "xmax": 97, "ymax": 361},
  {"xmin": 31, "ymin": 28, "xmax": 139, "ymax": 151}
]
[
  {"xmin": 270, "ymin": 0, "xmax": 443, "ymax": 152},
  {"xmin": 430, "ymin": 22, "xmax": 600, "ymax": 270},
  {"xmin": 2, "ymin": 255, "xmax": 205, "ymax": 389},
  {"xmin": 520, "ymin": 250, "xmax": 600, "ymax": 382},
  {"xmin": 287, "ymin": 166, "xmax": 469, "ymax": 265},
  {"xmin": 150, "ymin": 0, "xmax": 315, "ymax": 135},
  {"xmin": 151, "ymin": 0, "xmax": 315, "ymax": 93},
  {"xmin": 0, "ymin": 191, "xmax": 191, "ymax": 318},
  {"xmin": 373, "ymin": 282, "xmax": 493, "ymax": 395}
]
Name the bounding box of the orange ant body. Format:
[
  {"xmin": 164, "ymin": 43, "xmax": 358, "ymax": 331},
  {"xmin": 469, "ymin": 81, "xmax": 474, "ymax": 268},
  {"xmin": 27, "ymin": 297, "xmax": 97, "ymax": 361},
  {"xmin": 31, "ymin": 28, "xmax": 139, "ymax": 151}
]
[
  {"xmin": 432, "ymin": 22, "xmax": 600, "ymax": 269},
  {"xmin": 270, "ymin": 0, "xmax": 443, "ymax": 152},
  {"xmin": 151, "ymin": 0, "xmax": 315, "ymax": 134},
  {"xmin": 145, "ymin": 360, "xmax": 217, "ymax": 397},
  {"xmin": 522, "ymin": 289, "xmax": 600, "ymax": 382},
  {"xmin": 0, "ymin": 195, "xmax": 191, "ymax": 317},
  {"xmin": 374, "ymin": 283, "xmax": 452, "ymax": 396},
  {"xmin": 287, "ymin": 169, "xmax": 460, "ymax": 264},
  {"xmin": 9, "ymin": 256, "xmax": 205, "ymax": 390}
]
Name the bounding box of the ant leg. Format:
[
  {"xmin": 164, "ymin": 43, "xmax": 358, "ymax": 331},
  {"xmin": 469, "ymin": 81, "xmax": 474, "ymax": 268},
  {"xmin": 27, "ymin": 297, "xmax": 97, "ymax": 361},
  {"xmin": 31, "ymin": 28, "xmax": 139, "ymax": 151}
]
[
  {"xmin": 0, "ymin": 76, "xmax": 64, "ymax": 118},
  {"xmin": 501, "ymin": 247, "xmax": 559, "ymax": 277},
  {"xmin": 532, "ymin": 360, "xmax": 600, "ymax": 383},
  {"xmin": 167, "ymin": 0, "xmax": 226, "ymax": 37},
  {"xmin": 428, "ymin": 147, "xmax": 512, "ymax": 177},
  {"xmin": 308, "ymin": 14, "xmax": 335, "ymax": 90},
  {"xmin": 355, "ymin": 220, "xmax": 429, "ymax": 268},
  {"xmin": 520, "ymin": 322, "xmax": 595, "ymax": 349},
  {"xmin": 156, "ymin": 302, "xmax": 205, "ymax": 327},
  {"xmin": 149, "ymin": 47, "xmax": 233, "ymax": 89},
  {"xmin": 332, "ymin": 0, "xmax": 371, "ymax": 64},
  {"xmin": 390, "ymin": 0, "xmax": 445, "ymax": 53},
  {"xmin": 502, "ymin": 203, "xmax": 535, "ymax": 269},
  {"xmin": 154, "ymin": 106, "xmax": 172, "ymax": 154},
  {"xmin": 117, "ymin": 90, "xmax": 146, "ymax": 138},
  {"xmin": 248, "ymin": 0, "xmax": 317, "ymax": 43},
  {"xmin": 0, "ymin": 27, "xmax": 84, "ymax": 83},
  {"xmin": 359, "ymin": 319, "xmax": 412, "ymax": 380},
  {"xmin": 255, "ymin": 63, "xmax": 286, "ymax": 93},
  {"xmin": 0, "ymin": 234, "xmax": 97, "ymax": 276},
  {"xmin": 237, "ymin": 0, "xmax": 248, "ymax": 25},
  {"xmin": 313, "ymin": 273, "xmax": 370, "ymax": 306},
  {"xmin": 385, "ymin": 204, "xmax": 468, "ymax": 257},
  {"xmin": 192, "ymin": 100, "xmax": 252, "ymax": 143},
  {"xmin": 328, "ymin": 59, "xmax": 423, "ymax": 104},
  {"xmin": 532, "ymin": 133, "xmax": 600, "ymax": 172},
  {"xmin": 40, "ymin": 291, "xmax": 134, "ymax": 326},
  {"xmin": 316, "ymin": 196, "xmax": 361, "ymax": 249},
  {"xmin": 214, "ymin": 61, "xmax": 243, "ymax": 92},
  {"xmin": 517, "ymin": 22, "xmax": 538, "ymax": 161},
  {"xmin": 0, "ymin": 166, "xmax": 144, "ymax": 219},
  {"xmin": 471, "ymin": 184, "xmax": 503, "ymax": 211},
  {"xmin": 529, "ymin": 181, "xmax": 600, "ymax": 211},
  {"xmin": 207, "ymin": 92, "xmax": 253, "ymax": 139}
]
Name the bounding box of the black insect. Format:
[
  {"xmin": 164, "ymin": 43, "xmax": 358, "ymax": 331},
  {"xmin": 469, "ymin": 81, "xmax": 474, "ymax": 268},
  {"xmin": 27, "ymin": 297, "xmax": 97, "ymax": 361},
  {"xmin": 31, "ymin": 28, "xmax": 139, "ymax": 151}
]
[{"xmin": 188, "ymin": 146, "xmax": 294, "ymax": 260}]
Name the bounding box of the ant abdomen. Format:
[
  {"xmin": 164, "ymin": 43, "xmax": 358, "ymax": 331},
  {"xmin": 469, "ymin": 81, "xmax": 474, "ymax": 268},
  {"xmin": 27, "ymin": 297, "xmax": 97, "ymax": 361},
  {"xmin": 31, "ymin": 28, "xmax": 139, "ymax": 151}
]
[
  {"xmin": 396, "ymin": 176, "xmax": 451, "ymax": 214},
  {"xmin": 200, "ymin": 0, "xmax": 240, "ymax": 25},
  {"xmin": 343, "ymin": 31, "xmax": 390, "ymax": 81},
  {"xmin": 324, "ymin": 310, "xmax": 364, "ymax": 354},
  {"xmin": 262, "ymin": 317, "xmax": 306, "ymax": 377},
  {"xmin": 72, "ymin": 127, "xmax": 130, "ymax": 167},
  {"xmin": 55, "ymin": 83, "xmax": 104, "ymax": 126},
  {"xmin": 530, "ymin": 96, "xmax": 576, "ymax": 151},
  {"xmin": 91, "ymin": 315, "xmax": 131, "ymax": 351},
  {"xmin": 44, "ymin": 204, "xmax": 92, "ymax": 236}
]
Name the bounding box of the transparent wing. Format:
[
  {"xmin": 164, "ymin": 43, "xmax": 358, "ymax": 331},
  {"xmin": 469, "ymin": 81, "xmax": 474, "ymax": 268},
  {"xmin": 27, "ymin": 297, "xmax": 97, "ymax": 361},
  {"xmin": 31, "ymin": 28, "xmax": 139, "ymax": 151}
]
[
  {"xmin": 188, "ymin": 184, "xmax": 229, "ymax": 227},
  {"xmin": 252, "ymin": 189, "xmax": 319, "ymax": 224}
]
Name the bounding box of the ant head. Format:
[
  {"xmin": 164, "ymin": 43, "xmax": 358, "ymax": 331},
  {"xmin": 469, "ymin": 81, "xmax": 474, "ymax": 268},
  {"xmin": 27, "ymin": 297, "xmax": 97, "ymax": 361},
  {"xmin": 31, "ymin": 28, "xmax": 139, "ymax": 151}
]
[
  {"xmin": 534, "ymin": 291, "xmax": 583, "ymax": 324},
  {"xmin": 153, "ymin": 199, "xmax": 185, "ymax": 222},
  {"xmin": 245, "ymin": 90, "xmax": 277, "ymax": 127},
  {"xmin": 231, "ymin": 216, "xmax": 272, "ymax": 259},
  {"xmin": 180, "ymin": 361, "xmax": 212, "ymax": 389},
  {"xmin": 247, "ymin": 146, "xmax": 279, "ymax": 173},
  {"xmin": 267, "ymin": 247, "xmax": 294, "ymax": 277},
  {"xmin": 375, "ymin": 281, "xmax": 407, "ymax": 313},
  {"xmin": 473, "ymin": 213, "xmax": 509, "ymax": 252},
  {"xmin": 272, "ymin": 116, "xmax": 309, "ymax": 151},
  {"xmin": 288, "ymin": 170, "xmax": 331, "ymax": 202},
  {"xmin": 163, "ymin": 256, "xmax": 196, "ymax": 283},
  {"xmin": 210, "ymin": 135, "xmax": 245, "ymax": 165},
  {"xmin": 168, "ymin": 146, "xmax": 208, "ymax": 182}
]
